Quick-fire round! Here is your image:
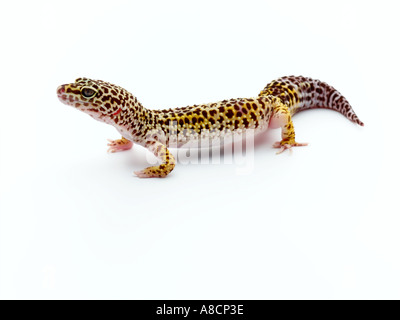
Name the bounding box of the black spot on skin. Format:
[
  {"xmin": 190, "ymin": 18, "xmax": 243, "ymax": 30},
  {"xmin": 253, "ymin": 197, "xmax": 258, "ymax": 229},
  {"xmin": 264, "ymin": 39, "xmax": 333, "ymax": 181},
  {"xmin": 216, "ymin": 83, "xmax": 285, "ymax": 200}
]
[
  {"xmin": 209, "ymin": 110, "xmax": 217, "ymax": 117},
  {"xmin": 234, "ymin": 105, "xmax": 240, "ymax": 110},
  {"xmin": 184, "ymin": 117, "xmax": 190, "ymax": 124},
  {"xmin": 236, "ymin": 111, "xmax": 242, "ymax": 117},
  {"xmin": 111, "ymin": 97, "xmax": 121, "ymax": 105},
  {"xmin": 250, "ymin": 112, "xmax": 257, "ymax": 121},
  {"xmin": 234, "ymin": 120, "xmax": 240, "ymax": 129},
  {"xmin": 316, "ymin": 88, "xmax": 323, "ymax": 94},
  {"xmin": 218, "ymin": 107, "xmax": 225, "ymax": 112},
  {"xmin": 226, "ymin": 109, "xmax": 234, "ymax": 118},
  {"xmin": 202, "ymin": 110, "xmax": 208, "ymax": 118},
  {"xmin": 179, "ymin": 119, "xmax": 184, "ymax": 126},
  {"xmin": 209, "ymin": 118, "xmax": 215, "ymax": 125},
  {"xmin": 192, "ymin": 117, "xmax": 197, "ymax": 124},
  {"xmin": 66, "ymin": 87, "xmax": 80, "ymax": 94},
  {"xmin": 243, "ymin": 118, "xmax": 249, "ymax": 128}
]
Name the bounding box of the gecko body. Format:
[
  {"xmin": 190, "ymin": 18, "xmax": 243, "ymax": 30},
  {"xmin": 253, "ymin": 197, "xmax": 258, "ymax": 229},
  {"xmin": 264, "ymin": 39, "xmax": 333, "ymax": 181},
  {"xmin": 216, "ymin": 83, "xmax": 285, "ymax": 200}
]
[{"xmin": 57, "ymin": 76, "xmax": 363, "ymax": 178}]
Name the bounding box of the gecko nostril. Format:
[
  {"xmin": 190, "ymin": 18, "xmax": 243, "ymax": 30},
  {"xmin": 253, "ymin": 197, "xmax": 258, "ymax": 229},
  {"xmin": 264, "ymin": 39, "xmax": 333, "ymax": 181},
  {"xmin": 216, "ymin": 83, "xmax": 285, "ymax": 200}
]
[{"xmin": 57, "ymin": 85, "xmax": 65, "ymax": 95}]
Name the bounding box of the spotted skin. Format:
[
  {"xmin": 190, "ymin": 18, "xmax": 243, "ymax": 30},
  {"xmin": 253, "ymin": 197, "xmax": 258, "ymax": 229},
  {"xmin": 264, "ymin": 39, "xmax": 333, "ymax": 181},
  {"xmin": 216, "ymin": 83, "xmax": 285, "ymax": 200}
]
[
  {"xmin": 134, "ymin": 140, "xmax": 176, "ymax": 178},
  {"xmin": 57, "ymin": 76, "xmax": 363, "ymax": 178},
  {"xmin": 260, "ymin": 76, "xmax": 364, "ymax": 126}
]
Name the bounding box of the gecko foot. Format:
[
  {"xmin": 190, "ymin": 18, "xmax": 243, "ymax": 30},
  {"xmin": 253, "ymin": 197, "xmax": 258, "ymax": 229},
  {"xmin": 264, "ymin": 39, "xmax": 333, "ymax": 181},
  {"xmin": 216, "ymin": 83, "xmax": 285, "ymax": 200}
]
[
  {"xmin": 134, "ymin": 164, "xmax": 174, "ymax": 179},
  {"xmin": 273, "ymin": 141, "xmax": 308, "ymax": 154},
  {"xmin": 107, "ymin": 138, "xmax": 133, "ymax": 153}
]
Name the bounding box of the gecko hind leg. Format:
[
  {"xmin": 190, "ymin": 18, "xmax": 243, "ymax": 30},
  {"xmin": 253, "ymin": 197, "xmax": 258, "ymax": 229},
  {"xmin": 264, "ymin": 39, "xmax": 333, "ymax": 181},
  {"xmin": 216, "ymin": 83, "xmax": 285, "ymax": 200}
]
[
  {"xmin": 270, "ymin": 102, "xmax": 308, "ymax": 154},
  {"xmin": 107, "ymin": 137, "xmax": 133, "ymax": 153},
  {"xmin": 134, "ymin": 140, "xmax": 175, "ymax": 178}
]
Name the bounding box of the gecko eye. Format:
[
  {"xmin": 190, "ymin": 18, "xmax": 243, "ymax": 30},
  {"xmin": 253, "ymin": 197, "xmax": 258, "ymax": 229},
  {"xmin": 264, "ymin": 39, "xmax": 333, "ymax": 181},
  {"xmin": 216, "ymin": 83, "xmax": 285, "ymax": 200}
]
[{"xmin": 81, "ymin": 87, "xmax": 97, "ymax": 99}]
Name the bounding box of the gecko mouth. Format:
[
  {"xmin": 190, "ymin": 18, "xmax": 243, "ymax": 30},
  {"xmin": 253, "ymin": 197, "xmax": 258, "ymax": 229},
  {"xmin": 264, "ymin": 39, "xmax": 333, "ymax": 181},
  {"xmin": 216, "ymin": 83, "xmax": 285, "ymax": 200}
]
[{"xmin": 57, "ymin": 86, "xmax": 104, "ymax": 118}]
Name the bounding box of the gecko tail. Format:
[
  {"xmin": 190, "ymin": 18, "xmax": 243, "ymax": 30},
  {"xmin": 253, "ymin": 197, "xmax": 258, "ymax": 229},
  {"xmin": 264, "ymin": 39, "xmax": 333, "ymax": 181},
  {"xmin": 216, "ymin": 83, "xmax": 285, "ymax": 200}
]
[{"xmin": 259, "ymin": 76, "xmax": 364, "ymax": 126}]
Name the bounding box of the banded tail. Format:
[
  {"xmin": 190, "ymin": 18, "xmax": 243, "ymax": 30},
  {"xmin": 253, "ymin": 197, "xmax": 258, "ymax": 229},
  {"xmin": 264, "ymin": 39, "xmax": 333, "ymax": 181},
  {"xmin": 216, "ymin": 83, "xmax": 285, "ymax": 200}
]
[{"xmin": 259, "ymin": 75, "xmax": 364, "ymax": 126}]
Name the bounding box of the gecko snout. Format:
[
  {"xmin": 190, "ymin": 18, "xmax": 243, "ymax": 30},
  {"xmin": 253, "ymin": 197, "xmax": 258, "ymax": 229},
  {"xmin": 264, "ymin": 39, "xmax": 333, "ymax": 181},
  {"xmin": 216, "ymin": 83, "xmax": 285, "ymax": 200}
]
[
  {"xmin": 57, "ymin": 85, "xmax": 65, "ymax": 96},
  {"xmin": 57, "ymin": 85, "xmax": 69, "ymax": 104}
]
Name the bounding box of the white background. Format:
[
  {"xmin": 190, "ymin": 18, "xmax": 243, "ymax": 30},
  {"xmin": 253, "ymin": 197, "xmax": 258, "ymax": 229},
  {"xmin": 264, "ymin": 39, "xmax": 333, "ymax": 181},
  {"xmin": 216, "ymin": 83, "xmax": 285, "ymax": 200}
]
[{"xmin": 0, "ymin": 0, "xmax": 399, "ymax": 299}]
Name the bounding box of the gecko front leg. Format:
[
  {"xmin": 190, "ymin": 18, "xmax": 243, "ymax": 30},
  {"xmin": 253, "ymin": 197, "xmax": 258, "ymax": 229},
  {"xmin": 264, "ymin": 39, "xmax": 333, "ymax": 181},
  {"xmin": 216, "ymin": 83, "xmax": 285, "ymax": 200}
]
[
  {"xmin": 107, "ymin": 137, "xmax": 133, "ymax": 153},
  {"xmin": 270, "ymin": 101, "xmax": 308, "ymax": 154},
  {"xmin": 134, "ymin": 140, "xmax": 175, "ymax": 178}
]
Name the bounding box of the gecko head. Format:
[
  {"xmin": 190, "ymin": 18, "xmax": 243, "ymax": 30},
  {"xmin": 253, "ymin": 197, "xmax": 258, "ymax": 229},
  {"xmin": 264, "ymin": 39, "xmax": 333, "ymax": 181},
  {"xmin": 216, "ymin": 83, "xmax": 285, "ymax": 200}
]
[{"xmin": 57, "ymin": 78, "xmax": 133, "ymax": 122}]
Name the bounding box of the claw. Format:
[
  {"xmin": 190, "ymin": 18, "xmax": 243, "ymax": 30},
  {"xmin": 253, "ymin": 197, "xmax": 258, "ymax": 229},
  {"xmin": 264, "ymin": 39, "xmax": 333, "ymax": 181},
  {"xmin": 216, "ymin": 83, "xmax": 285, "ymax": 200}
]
[
  {"xmin": 134, "ymin": 170, "xmax": 153, "ymax": 178},
  {"xmin": 134, "ymin": 170, "xmax": 167, "ymax": 179},
  {"xmin": 134, "ymin": 170, "xmax": 148, "ymax": 178},
  {"xmin": 273, "ymin": 141, "xmax": 308, "ymax": 154},
  {"xmin": 106, "ymin": 138, "xmax": 133, "ymax": 153}
]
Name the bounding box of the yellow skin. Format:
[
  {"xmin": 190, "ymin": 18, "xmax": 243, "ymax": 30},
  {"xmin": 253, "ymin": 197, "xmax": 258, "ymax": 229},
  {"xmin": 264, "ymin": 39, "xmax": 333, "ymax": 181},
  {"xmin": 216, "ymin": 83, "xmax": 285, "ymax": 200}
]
[{"xmin": 57, "ymin": 76, "xmax": 363, "ymax": 178}]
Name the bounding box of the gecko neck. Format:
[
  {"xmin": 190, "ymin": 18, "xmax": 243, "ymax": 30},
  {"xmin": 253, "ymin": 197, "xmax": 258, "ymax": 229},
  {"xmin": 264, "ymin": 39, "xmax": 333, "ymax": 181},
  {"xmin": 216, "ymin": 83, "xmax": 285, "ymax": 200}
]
[{"xmin": 108, "ymin": 99, "xmax": 158, "ymax": 144}]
